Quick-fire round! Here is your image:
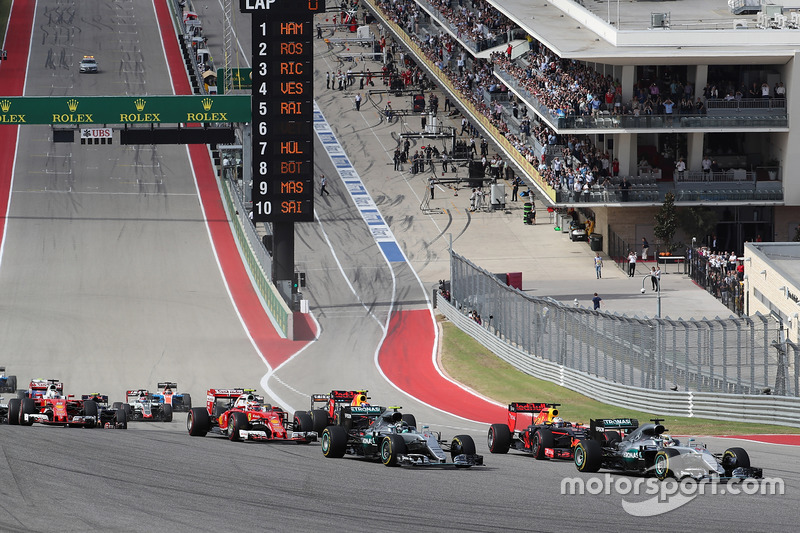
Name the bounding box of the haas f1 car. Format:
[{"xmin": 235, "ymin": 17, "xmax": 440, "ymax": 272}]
[
  {"xmin": 574, "ymin": 418, "xmax": 763, "ymax": 480},
  {"xmin": 151, "ymin": 382, "xmax": 191, "ymax": 412},
  {"xmin": 488, "ymin": 402, "xmax": 597, "ymax": 460},
  {"xmin": 115, "ymin": 389, "xmax": 173, "ymax": 422},
  {"xmin": 186, "ymin": 388, "xmax": 316, "ymax": 443},
  {"xmin": 6, "ymin": 380, "xmax": 126, "ymax": 428},
  {"xmin": 321, "ymin": 404, "xmax": 483, "ymax": 467}
]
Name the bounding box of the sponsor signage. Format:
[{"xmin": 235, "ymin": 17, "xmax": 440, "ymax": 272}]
[{"xmin": 0, "ymin": 96, "xmax": 250, "ymax": 125}]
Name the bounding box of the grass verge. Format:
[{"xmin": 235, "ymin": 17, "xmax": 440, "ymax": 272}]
[{"xmin": 440, "ymin": 319, "xmax": 800, "ymax": 435}]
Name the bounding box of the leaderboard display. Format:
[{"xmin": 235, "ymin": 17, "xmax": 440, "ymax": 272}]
[{"xmin": 240, "ymin": 0, "xmax": 324, "ymax": 222}]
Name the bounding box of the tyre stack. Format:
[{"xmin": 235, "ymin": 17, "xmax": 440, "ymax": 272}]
[{"xmin": 523, "ymin": 202, "xmax": 533, "ymax": 225}]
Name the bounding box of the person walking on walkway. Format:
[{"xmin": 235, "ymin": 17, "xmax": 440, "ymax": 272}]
[
  {"xmin": 511, "ymin": 177, "xmax": 520, "ymax": 201},
  {"xmin": 354, "ymin": 92, "xmax": 362, "ymax": 111},
  {"xmin": 641, "ymin": 237, "xmax": 650, "ymax": 261},
  {"xmin": 429, "ymin": 177, "xmax": 436, "ymax": 200},
  {"xmin": 592, "ymin": 293, "xmax": 602, "ymax": 310},
  {"xmin": 320, "ymin": 174, "xmax": 330, "ymax": 196},
  {"xmin": 594, "ymin": 253, "xmax": 603, "ymax": 279},
  {"xmin": 652, "ymin": 265, "xmax": 661, "ymax": 291},
  {"xmin": 627, "ymin": 250, "xmax": 637, "ymax": 277}
]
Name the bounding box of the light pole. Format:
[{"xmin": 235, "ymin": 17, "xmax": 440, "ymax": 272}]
[{"xmin": 640, "ymin": 273, "xmax": 661, "ymax": 318}]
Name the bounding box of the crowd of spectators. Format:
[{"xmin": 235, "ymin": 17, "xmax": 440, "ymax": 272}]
[{"xmin": 690, "ymin": 247, "xmax": 745, "ymax": 315}]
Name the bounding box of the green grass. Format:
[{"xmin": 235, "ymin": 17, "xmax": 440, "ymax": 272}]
[{"xmin": 440, "ymin": 319, "xmax": 800, "ymax": 435}]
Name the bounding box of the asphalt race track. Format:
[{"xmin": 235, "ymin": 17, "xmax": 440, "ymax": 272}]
[{"xmin": 0, "ymin": 1, "xmax": 798, "ymax": 531}]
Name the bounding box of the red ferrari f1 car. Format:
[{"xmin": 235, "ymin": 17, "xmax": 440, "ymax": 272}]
[{"xmin": 186, "ymin": 388, "xmax": 316, "ymax": 443}]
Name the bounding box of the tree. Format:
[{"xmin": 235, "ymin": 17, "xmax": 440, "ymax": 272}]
[
  {"xmin": 679, "ymin": 206, "xmax": 719, "ymax": 243},
  {"xmin": 654, "ymin": 192, "xmax": 678, "ymax": 252}
]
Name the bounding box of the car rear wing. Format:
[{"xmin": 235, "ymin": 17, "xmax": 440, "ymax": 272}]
[
  {"xmin": 157, "ymin": 382, "xmax": 178, "ymax": 390},
  {"xmin": 589, "ymin": 418, "xmax": 640, "ymax": 433},
  {"xmin": 207, "ymin": 388, "xmax": 254, "ymax": 399},
  {"xmin": 508, "ymin": 402, "xmax": 558, "ymax": 413},
  {"xmin": 311, "ymin": 390, "xmax": 369, "ymax": 406},
  {"xmin": 29, "ymin": 379, "xmax": 64, "ymax": 391},
  {"xmin": 82, "ymin": 394, "xmax": 108, "ymax": 403}
]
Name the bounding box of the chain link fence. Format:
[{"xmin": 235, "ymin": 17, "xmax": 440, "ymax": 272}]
[{"xmin": 449, "ymin": 250, "xmax": 800, "ymax": 396}]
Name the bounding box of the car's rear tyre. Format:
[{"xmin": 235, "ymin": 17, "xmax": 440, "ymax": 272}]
[
  {"xmin": 293, "ymin": 411, "xmax": 313, "ymax": 433},
  {"xmin": 182, "ymin": 394, "xmax": 192, "ymax": 411},
  {"xmin": 532, "ymin": 428, "xmax": 554, "ymax": 459},
  {"xmin": 7, "ymin": 398, "xmax": 20, "ymax": 426},
  {"xmin": 321, "ymin": 426, "xmax": 348, "ymax": 458},
  {"xmin": 311, "ymin": 409, "xmax": 329, "ymax": 434},
  {"xmin": 187, "ymin": 407, "xmax": 209, "ymax": 436},
  {"xmin": 83, "ymin": 400, "xmax": 98, "ymax": 428},
  {"xmin": 653, "ymin": 448, "xmax": 680, "ymax": 480},
  {"xmin": 162, "ymin": 403, "xmax": 173, "ymax": 422},
  {"xmin": 381, "ymin": 434, "xmax": 407, "ymax": 467},
  {"xmin": 116, "ymin": 407, "xmax": 128, "ymax": 429},
  {"xmin": 722, "ymin": 447, "xmax": 750, "ymax": 475},
  {"xmin": 488, "ymin": 424, "xmax": 511, "ymax": 454},
  {"xmin": 451, "ymin": 434, "xmax": 477, "ymax": 461},
  {"xmin": 401, "ymin": 414, "xmax": 417, "ymax": 430},
  {"xmin": 123, "ymin": 404, "xmax": 133, "ymax": 420},
  {"xmin": 19, "ymin": 398, "xmax": 36, "ymax": 426},
  {"xmin": 228, "ymin": 412, "xmax": 248, "ymax": 442},
  {"xmin": 575, "ymin": 438, "xmax": 603, "ymax": 473}
]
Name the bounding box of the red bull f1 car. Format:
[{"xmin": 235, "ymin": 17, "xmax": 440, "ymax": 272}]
[
  {"xmin": 6, "ymin": 380, "xmax": 127, "ymax": 428},
  {"xmin": 321, "ymin": 404, "xmax": 483, "ymax": 467},
  {"xmin": 488, "ymin": 402, "xmax": 596, "ymax": 460},
  {"xmin": 186, "ymin": 388, "xmax": 316, "ymax": 443},
  {"xmin": 574, "ymin": 418, "xmax": 763, "ymax": 480},
  {"xmin": 302, "ymin": 389, "xmax": 371, "ymax": 434}
]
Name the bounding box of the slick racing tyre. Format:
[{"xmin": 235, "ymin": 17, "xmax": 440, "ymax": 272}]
[
  {"xmin": 19, "ymin": 398, "xmax": 36, "ymax": 426},
  {"xmin": 321, "ymin": 426, "xmax": 348, "ymax": 458},
  {"xmin": 162, "ymin": 404, "xmax": 173, "ymax": 423},
  {"xmin": 311, "ymin": 409, "xmax": 329, "ymax": 435},
  {"xmin": 574, "ymin": 439, "xmax": 602, "ymax": 473},
  {"xmin": 653, "ymin": 448, "xmax": 680, "ymax": 480},
  {"xmin": 187, "ymin": 407, "xmax": 210, "ymax": 436},
  {"xmin": 83, "ymin": 400, "xmax": 98, "ymax": 428},
  {"xmin": 532, "ymin": 428, "xmax": 554, "ymax": 460},
  {"xmin": 381, "ymin": 434, "xmax": 407, "ymax": 467},
  {"xmin": 451, "ymin": 434, "xmax": 477, "ymax": 461},
  {"xmin": 293, "ymin": 411, "xmax": 314, "ymax": 436},
  {"xmin": 722, "ymin": 447, "xmax": 751, "ymax": 476},
  {"xmin": 228, "ymin": 412, "xmax": 248, "ymax": 442},
  {"xmin": 7, "ymin": 398, "xmax": 21, "ymax": 426},
  {"xmin": 116, "ymin": 406, "xmax": 128, "ymax": 429},
  {"xmin": 488, "ymin": 424, "xmax": 511, "ymax": 454},
  {"xmin": 182, "ymin": 394, "xmax": 192, "ymax": 411}
]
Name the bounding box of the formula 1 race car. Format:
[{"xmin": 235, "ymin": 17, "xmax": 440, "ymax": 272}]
[
  {"xmin": 488, "ymin": 402, "xmax": 598, "ymax": 460},
  {"xmin": 151, "ymin": 382, "xmax": 192, "ymax": 412},
  {"xmin": 0, "ymin": 367, "xmax": 17, "ymax": 393},
  {"xmin": 186, "ymin": 388, "xmax": 316, "ymax": 443},
  {"xmin": 303, "ymin": 389, "xmax": 371, "ymax": 434},
  {"xmin": 574, "ymin": 418, "xmax": 763, "ymax": 480},
  {"xmin": 321, "ymin": 405, "xmax": 483, "ymax": 467},
  {"xmin": 7, "ymin": 379, "xmax": 126, "ymax": 428},
  {"xmin": 82, "ymin": 393, "xmax": 129, "ymax": 429},
  {"xmin": 115, "ymin": 389, "xmax": 173, "ymax": 422}
]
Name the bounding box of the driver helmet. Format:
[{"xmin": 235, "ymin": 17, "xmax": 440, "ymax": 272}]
[
  {"xmin": 237, "ymin": 393, "xmax": 256, "ymax": 409},
  {"xmin": 395, "ymin": 421, "xmax": 410, "ymax": 433},
  {"xmin": 662, "ymin": 435, "xmax": 675, "ymax": 446},
  {"xmin": 45, "ymin": 384, "xmax": 60, "ymax": 399},
  {"xmin": 552, "ymin": 416, "xmax": 565, "ymax": 428}
]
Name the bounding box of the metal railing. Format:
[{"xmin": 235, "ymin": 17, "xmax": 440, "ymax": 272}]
[
  {"xmin": 438, "ymin": 294, "xmax": 800, "ymax": 427},
  {"xmin": 448, "ymin": 249, "xmax": 799, "ymax": 397}
]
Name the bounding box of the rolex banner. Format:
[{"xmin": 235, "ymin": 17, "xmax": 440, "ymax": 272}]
[{"xmin": 0, "ymin": 95, "xmax": 251, "ymax": 125}]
